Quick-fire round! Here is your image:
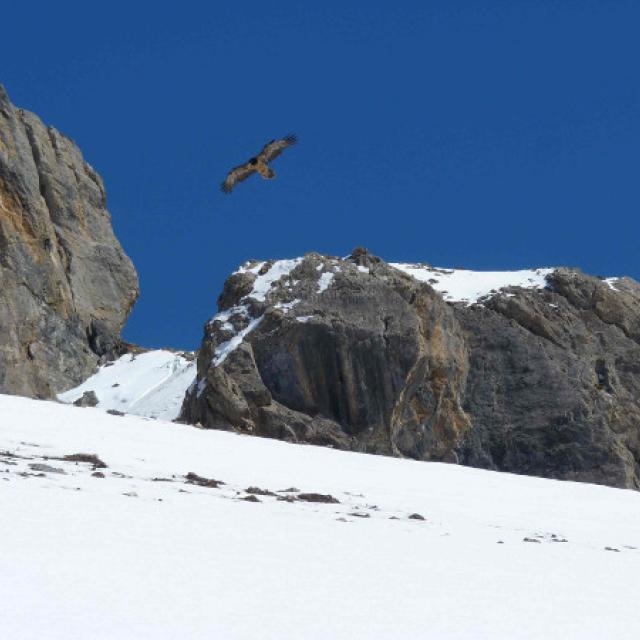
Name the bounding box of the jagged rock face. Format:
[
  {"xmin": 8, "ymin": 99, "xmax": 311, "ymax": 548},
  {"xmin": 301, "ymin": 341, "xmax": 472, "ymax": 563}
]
[
  {"xmin": 458, "ymin": 269, "xmax": 640, "ymax": 488},
  {"xmin": 183, "ymin": 248, "xmax": 640, "ymax": 490},
  {"xmin": 181, "ymin": 250, "xmax": 471, "ymax": 461},
  {"xmin": 0, "ymin": 85, "xmax": 139, "ymax": 398}
]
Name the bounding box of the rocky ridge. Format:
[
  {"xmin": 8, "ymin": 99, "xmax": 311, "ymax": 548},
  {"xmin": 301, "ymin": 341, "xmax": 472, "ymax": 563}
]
[
  {"xmin": 182, "ymin": 248, "xmax": 640, "ymax": 490},
  {"xmin": 0, "ymin": 85, "xmax": 138, "ymax": 397},
  {"xmin": 2, "ymin": 84, "xmax": 638, "ymax": 491}
]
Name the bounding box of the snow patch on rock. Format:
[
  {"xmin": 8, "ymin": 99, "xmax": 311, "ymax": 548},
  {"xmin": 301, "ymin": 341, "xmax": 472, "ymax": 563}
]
[
  {"xmin": 392, "ymin": 263, "xmax": 555, "ymax": 306},
  {"xmin": 317, "ymin": 271, "xmax": 335, "ymax": 293},
  {"xmin": 213, "ymin": 316, "xmax": 264, "ymax": 367},
  {"xmin": 239, "ymin": 258, "xmax": 303, "ymax": 302},
  {"xmin": 208, "ymin": 260, "xmax": 305, "ymax": 366},
  {"xmin": 605, "ymin": 277, "xmax": 620, "ymax": 291},
  {"xmin": 274, "ymin": 300, "xmax": 301, "ymax": 315}
]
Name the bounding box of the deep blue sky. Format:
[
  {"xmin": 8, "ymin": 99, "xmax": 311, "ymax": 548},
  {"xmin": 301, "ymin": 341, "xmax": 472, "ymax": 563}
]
[{"xmin": 3, "ymin": 1, "xmax": 639, "ymax": 349}]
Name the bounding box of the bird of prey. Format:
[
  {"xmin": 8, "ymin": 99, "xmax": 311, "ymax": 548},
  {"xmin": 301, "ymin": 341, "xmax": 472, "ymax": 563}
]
[{"xmin": 220, "ymin": 134, "xmax": 298, "ymax": 194}]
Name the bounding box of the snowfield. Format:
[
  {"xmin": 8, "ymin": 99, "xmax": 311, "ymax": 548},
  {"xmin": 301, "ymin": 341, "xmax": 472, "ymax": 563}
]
[
  {"xmin": 57, "ymin": 350, "xmax": 195, "ymax": 421},
  {"xmin": 1, "ymin": 394, "xmax": 639, "ymax": 639}
]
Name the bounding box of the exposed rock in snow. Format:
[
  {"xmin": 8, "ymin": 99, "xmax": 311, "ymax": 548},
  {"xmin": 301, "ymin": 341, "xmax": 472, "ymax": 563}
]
[{"xmin": 73, "ymin": 391, "xmax": 99, "ymax": 408}]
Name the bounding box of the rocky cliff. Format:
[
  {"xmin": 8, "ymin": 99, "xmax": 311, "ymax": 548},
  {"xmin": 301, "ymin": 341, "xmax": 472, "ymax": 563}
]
[
  {"xmin": 0, "ymin": 85, "xmax": 139, "ymax": 398},
  {"xmin": 182, "ymin": 248, "xmax": 640, "ymax": 490}
]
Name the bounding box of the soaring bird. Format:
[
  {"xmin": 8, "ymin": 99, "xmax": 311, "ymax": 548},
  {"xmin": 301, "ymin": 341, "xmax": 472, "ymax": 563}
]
[{"xmin": 220, "ymin": 134, "xmax": 298, "ymax": 194}]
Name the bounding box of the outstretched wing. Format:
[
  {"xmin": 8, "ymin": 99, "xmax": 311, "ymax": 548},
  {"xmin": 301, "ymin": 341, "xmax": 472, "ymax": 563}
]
[
  {"xmin": 258, "ymin": 133, "xmax": 297, "ymax": 163},
  {"xmin": 220, "ymin": 161, "xmax": 257, "ymax": 194}
]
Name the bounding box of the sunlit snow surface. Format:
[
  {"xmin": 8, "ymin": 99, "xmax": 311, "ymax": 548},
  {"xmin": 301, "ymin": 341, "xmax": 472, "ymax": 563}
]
[
  {"xmin": 236, "ymin": 258, "xmax": 302, "ymax": 301},
  {"xmin": 392, "ymin": 263, "xmax": 555, "ymax": 305},
  {"xmin": 57, "ymin": 350, "xmax": 195, "ymax": 421},
  {"xmin": 1, "ymin": 394, "xmax": 639, "ymax": 640},
  {"xmin": 213, "ymin": 315, "xmax": 263, "ymax": 366},
  {"xmin": 317, "ymin": 271, "xmax": 335, "ymax": 293},
  {"xmin": 605, "ymin": 277, "xmax": 621, "ymax": 291}
]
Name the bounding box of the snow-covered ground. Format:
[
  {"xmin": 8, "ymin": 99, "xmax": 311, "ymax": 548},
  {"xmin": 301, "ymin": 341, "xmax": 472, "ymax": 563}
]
[
  {"xmin": 57, "ymin": 350, "xmax": 195, "ymax": 421},
  {"xmin": 2, "ymin": 393, "xmax": 639, "ymax": 640}
]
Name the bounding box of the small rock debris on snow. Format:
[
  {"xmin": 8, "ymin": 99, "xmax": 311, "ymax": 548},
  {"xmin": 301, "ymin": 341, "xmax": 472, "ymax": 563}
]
[{"xmin": 184, "ymin": 472, "xmax": 225, "ymax": 488}]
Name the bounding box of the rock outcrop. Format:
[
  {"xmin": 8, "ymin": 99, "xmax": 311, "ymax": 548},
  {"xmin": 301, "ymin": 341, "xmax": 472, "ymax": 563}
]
[
  {"xmin": 457, "ymin": 269, "xmax": 640, "ymax": 488},
  {"xmin": 182, "ymin": 248, "xmax": 640, "ymax": 490},
  {"xmin": 0, "ymin": 85, "xmax": 139, "ymax": 398}
]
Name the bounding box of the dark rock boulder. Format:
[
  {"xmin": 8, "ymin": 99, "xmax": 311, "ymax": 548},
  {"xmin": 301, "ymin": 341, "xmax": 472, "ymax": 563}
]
[
  {"xmin": 0, "ymin": 84, "xmax": 139, "ymax": 398},
  {"xmin": 73, "ymin": 390, "xmax": 99, "ymax": 407},
  {"xmin": 181, "ymin": 250, "xmax": 471, "ymax": 462},
  {"xmin": 182, "ymin": 248, "xmax": 640, "ymax": 490}
]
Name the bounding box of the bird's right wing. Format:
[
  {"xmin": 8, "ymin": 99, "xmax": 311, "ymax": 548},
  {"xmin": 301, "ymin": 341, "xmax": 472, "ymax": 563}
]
[{"xmin": 220, "ymin": 162, "xmax": 257, "ymax": 193}]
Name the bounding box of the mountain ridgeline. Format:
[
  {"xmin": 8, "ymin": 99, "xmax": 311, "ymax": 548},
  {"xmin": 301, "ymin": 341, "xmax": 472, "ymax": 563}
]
[
  {"xmin": 2, "ymin": 84, "xmax": 640, "ymax": 491},
  {"xmin": 182, "ymin": 249, "xmax": 640, "ymax": 490}
]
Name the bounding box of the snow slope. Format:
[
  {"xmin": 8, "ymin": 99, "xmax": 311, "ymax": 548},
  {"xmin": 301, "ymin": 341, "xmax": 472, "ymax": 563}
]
[
  {"xmin": 57, "ymin": 350, "xmax": 195, "ymax": 421},
  {"xmin": 1, "ymin": 394, "xmax": 639, "ymax": 640}
]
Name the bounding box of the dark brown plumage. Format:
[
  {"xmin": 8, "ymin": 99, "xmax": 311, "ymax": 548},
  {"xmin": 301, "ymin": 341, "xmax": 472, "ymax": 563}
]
[{"xmin": 221, "ymin": 134, "xmax": 297, "ymax": 194}]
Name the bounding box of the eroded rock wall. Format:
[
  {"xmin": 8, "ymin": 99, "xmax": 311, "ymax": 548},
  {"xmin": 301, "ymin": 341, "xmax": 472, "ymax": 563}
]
[
  {"xmin": 182, "ymin": 248, "xmax": 640, "ymax": 489},
  {"xmin": 181, "ymin": 250, "xmax": 471, "ymax": 461},
  {"xmin": 458, "ymin": 270, "xmax": 640, "ymax": 488},
  {"xmin": 0, "ymin": 85, "xmax": 139, "ymax": 397}
]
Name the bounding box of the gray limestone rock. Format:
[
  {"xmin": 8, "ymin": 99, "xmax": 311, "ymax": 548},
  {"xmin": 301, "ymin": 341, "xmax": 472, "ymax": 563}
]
[
  {"xmin": 73, "ymin": 390, "xmax": 99, "ymax": 407},
  {"xmin": 181, "ymin": 249, "xmax": 471, "ymax": 462},
  {"xmin": 457, "ymin": 268, "xmax": 640, "ymax": 488},
  {"xmin": 181, "ymin": 248, "xmax": 640, "ymax": 490},
  {"xmin": 0, "ymin": 85, "xmax": 139, "ymax": 398}
]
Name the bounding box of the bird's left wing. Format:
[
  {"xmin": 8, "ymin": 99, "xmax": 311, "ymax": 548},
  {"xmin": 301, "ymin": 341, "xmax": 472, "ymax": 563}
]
[
  {"xmin": 258, "ymin": 133, "xmax": 298, "ymax": 163},
  {"xmin": 220, "ymin": 161, "xmax": 257, "ymax": 193}
]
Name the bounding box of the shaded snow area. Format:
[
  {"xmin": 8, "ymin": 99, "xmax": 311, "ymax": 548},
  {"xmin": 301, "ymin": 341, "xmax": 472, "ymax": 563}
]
[
  {"xmin": 392, "ymin": 263, "xmax": 555, "ymax": 306},
  {"xmin": 58, "ymin": 350, "xmax": 195, "ymax": 421},
  {"xmin": 2, "ymin": 394, "xmax": 639, "ymax": 640}
]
